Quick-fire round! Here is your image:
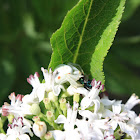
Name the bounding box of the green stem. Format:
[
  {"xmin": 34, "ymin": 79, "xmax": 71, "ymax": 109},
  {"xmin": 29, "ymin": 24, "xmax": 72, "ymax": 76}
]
[
  {"xmin": 39, "ymin": 113, "xmax": 61, "ymax": 130},
  {"xmin": 54, "ymin": 102, "xmax": 62, "ymax": 115}
]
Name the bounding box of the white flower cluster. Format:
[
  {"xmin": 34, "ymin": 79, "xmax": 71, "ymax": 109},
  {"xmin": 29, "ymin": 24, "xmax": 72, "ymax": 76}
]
[{"xmin": 0, "ymin": 64, "xmax": 140, "ymax": 140}]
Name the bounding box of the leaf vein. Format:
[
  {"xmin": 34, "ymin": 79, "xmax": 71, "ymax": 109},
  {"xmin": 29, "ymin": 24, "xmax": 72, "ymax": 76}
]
[
  {"xmin": 72, "ymin": 0, "xmax": 93, "ymax": 63},
  {"xmin": 64, "ymin": 27, "xmax": 74, "ymax": 55},
  {"xmin": 72, "ymin": 17, "xmax": 81, "ymax": 36}
]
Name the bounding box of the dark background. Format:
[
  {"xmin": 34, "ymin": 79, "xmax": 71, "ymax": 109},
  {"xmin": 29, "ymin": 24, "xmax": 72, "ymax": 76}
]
[{"xmin": 0, "ymin": 0, "xmax": 140, "ymax": 106}]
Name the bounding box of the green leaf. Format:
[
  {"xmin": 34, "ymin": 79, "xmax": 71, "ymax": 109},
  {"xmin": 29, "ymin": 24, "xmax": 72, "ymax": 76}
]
[{"xmin": 49, "ymin": 0, "xmax": 126, "ymax": 84}]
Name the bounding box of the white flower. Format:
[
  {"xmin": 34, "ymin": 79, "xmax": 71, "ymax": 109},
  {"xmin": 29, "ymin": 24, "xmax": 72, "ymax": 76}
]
[
  {"xmin": 104, "ymin": 129, "xmax": 116, "ymax": 140},
  {"xmin": 55, "ymin": 102, "xmax": 78, "ymax": 130},
  {"xmin": 77, "ymin": 110, "xmax": 110, "ymax": 140},
  {"xmin": 124, "ymin": 93, "xmax": 140, "ymax": 110},
  {"xmin": 67, "ymin": 85, "xmax": 88, "ymax": 96},
  {"xmin": 1, "ymin": 63, "xmax": 140, "ymax": 140},
  {"xmin": 33, "ymin": 121, "xmax": 47, "ymax": 138},
  {"xmin": 1, "ymin": 93, "xmax": 32, "ymax": 118},
  {"xmin": 51, "ymin": 129, "xmax": 81, "ymax": 140},
  {"xmin": 119, "ymin": 122, "xmax": 136, "ymax": 140},
  {"xmin": 22, "ymin": 94, "xmax": 39, "ymax": 105},
  {"xmin": 101, "ymin": 100, "xmax": 122, "ymax": 118},
  {"xmin": 76, "ymin": 117, "xmax": 105, "ymax": 140},
  {"xmin": 52, "ymin": 102, "xmax": 81, "ymax": 140},
  {"xmin": 41, "ymin": 67, "xmax": 54, "ymax": 92},
  {"xmin": 1, "ymin": 93, "xmax": 35, "ymax": 132},
  {"xmin": 0, "ymin": 133, "xmax": 7, "ymax": 140},
  {"xmin": 135, "ymin": 115, "xmax": 140, "ymax": 139},
  {"xmin": 80, "ymin": 79, "xmax": 103, "ymax": 112},
  {"xmin": 41, "ymin": 67, "xmax": 65, "ymax": 96},
  {"xmin": 123, "ymin": 114, "xmax": 140, "ymax": 139},
  {"xmin": 101, "ymin": 95, "xmax": 115, "ymax": 107},
  {"xmin": 51, "ymin": 130, "xmax": 65, "ymax": 140},
  {"xmin": 105, "ymin": 103, "xmax": 129, "ymax": 130},
  {"xmin": 27, "ymin": 72, "xmax": 46, "ymax": 102},
  {"xmin": 99, "ymin": 96, "xmax": 116, "ymax": 118},
  {"xmin": 5, "ymin": 117, "xmax": 33, "ymax": 140},
  {"xmin": 102, "ymin": 94, "xmax": 140, "ymax": 139},
  {"xmin": 75, "ymin": 119, "xmax": 91, "ymax": 139},
  {"xmin": 79, "ymin": 110, "xmax": 110, "ymax": 130}
]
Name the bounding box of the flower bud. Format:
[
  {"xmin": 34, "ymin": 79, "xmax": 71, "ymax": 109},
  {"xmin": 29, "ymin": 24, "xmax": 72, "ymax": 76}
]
[
  {"xmin": 59, "ymin": 98, "xmax": 67, "ymax": 110},
  {"xmin": 44, "ymin": 132, "xmax": 54, "ymax": 140},
  {"xmin": 33, "ymin": 121, "xmax": 47, "ymax": 138},
  {"xmin": 59, "ymin": 98, "xmax": 67, "ymax": 115},
  {"xmin": 48, "ymin": 92, "xmax": 58, "ymax": 102},
  {"xmin": 46, "ymin": 111, "xmax": 55, "ymax": 121},
  {"xmin": 43, "ymin": 98, "xmax": 52, "ymax": 110},
  {"xmin": 33, "ymin": 116, "xmax": 40, "ymax": 123},
  {"xmin": 73, "ymin": 93, "xmax": 80, "ymax": 103},
  {"xmin": 30, "ymin": 103, "xmax": 41, "ymax": 115}
]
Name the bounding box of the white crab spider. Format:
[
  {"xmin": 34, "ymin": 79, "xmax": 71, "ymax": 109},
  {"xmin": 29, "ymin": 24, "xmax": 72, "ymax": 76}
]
[{"xmin": 54, "ymin": 64, "xmax": 82, "ymax": 86}]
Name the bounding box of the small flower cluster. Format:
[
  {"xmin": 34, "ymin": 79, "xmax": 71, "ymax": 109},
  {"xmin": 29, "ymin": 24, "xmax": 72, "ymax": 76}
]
[{"xmin": 0, "ymin": 64, "xmax": 140, "ymax": 140}]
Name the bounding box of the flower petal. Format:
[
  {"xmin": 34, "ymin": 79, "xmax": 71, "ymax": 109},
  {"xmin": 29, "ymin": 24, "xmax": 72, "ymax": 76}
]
[
  {"xmin": 19, "ymin": 134, "xmax": 31, "ymax": 140},
  {"xmin": 112, "ymin": 104, "xmax": 121, "ymax": 114},
  {"xmin": 81, "ymin": 97, "xmax": 92, "ymax": 110},
  {"xmin": 101, "ymin": 98, "xmax": 115, "ymax": 106},
  {"xmin": 55, "ymin": 115, "xmax": 66, "ymax": 124},
  {"xmin": 0, "ymin": 133, "xmax": 7, "ymax": 140},
  {"xmin": 51, "ymin": 130, "xmax": 65, "ymax": 140}
]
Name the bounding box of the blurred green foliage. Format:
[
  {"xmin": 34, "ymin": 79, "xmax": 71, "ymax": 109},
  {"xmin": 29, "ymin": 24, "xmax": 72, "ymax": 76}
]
[
  {"xmin": 104, "ymin": 0, "xmax": 140, "ymax": 96},
  {"xmin": 0, "ymin": 0, "xmax": 78, "ymax": 105},
  {"xmin": 0, "ymin": 0, "xmax": 140, "ymax": 107}
]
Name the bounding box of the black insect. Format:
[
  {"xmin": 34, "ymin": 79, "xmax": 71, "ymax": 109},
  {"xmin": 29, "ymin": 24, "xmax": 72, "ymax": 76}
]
[{"xmin": 79, "ymin": 75, "xmax": 92, "ymax": 90}]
